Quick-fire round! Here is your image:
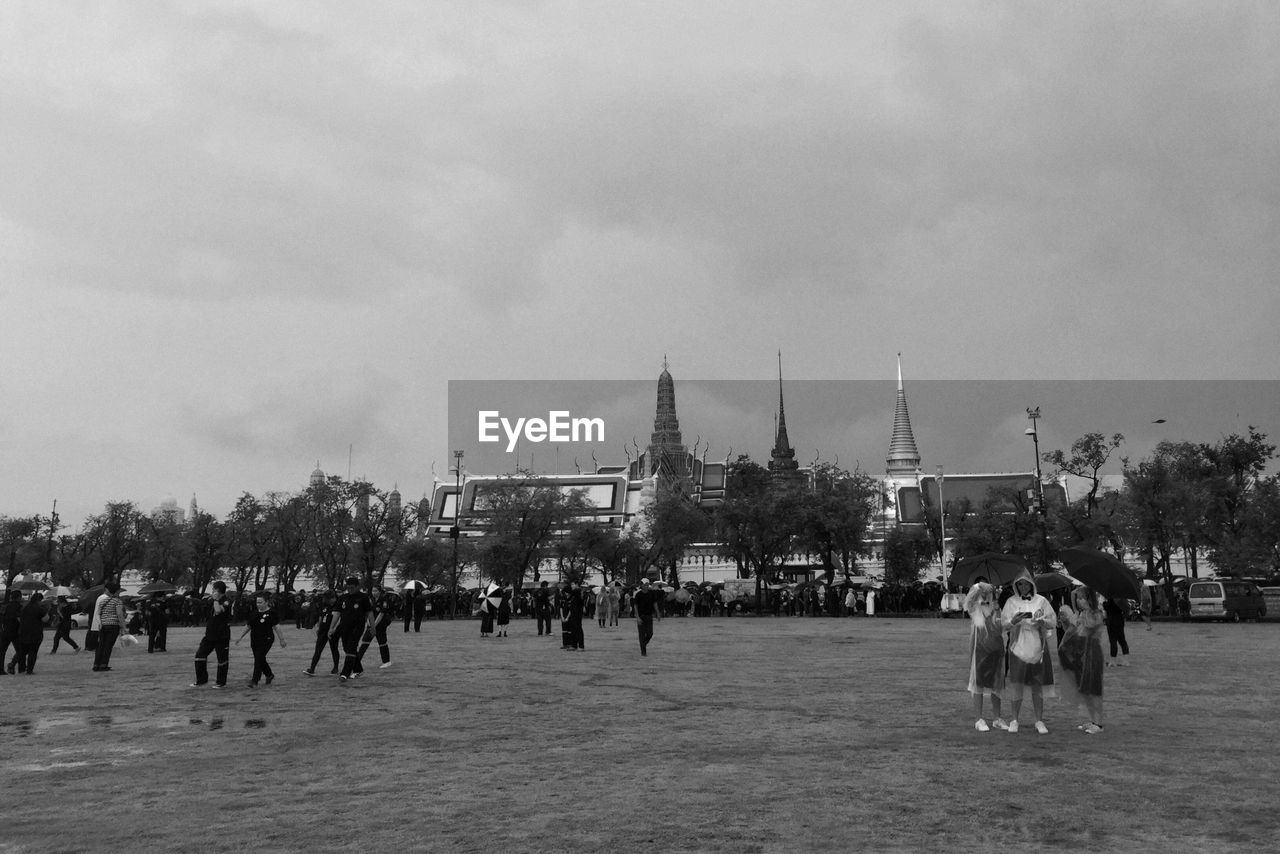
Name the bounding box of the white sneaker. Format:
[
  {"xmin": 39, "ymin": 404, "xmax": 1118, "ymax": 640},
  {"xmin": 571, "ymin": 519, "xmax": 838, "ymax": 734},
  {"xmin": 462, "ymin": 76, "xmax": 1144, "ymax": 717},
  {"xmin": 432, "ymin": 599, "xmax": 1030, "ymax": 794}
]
[
  {"xmin": 1083, "ymin": 723, "xmax": 1103, "ymax": 734},
  {"xmin": 1034, "ymin": 721, "xmax": 1049, "ymax": 735},
  {"xmin": 1007, "ymin": 720, "xmax": 1019, "ymax": 734},
  {"xmin": 379, "ymin": 662, "xmax": 392, "ymax": 669},
  {"xmin": 992, "ymin": 718, "xmax": 1010, "ymax": 731},
  {"xmin": 975, "ymin": 719, "xmax": 990, "ymax": 732}
]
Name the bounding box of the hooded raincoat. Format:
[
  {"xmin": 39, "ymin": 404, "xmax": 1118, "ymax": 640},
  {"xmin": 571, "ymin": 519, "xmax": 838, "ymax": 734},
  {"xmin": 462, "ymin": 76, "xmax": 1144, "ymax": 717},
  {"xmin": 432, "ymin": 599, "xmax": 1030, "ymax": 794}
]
[
  {"xmin": 964, "ymin": 582, "xmax": 1005, "ymax": 697},
  {"xmin": 1000, "ymin": 570, "xmax": 1057, "ymax": 700}
]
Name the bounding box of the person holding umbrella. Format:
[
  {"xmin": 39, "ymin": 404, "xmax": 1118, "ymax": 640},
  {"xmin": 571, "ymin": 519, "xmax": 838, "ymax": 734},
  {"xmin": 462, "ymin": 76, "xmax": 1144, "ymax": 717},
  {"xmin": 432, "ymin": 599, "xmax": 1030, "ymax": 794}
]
[
  {"xmin": 1057, "ymin": 586, "xmax": 1106, "ymax": 734},
  {"xmin": 1, "ymin": 590, "xmax": 24, "ymax": 674},
  {"xmin": 1000, "ymin": 570, "xmax": 1057, "ymax": 734},
  {"xmin": 963, "ymin": 582, "xmax": 1007, "ymax": 732}
]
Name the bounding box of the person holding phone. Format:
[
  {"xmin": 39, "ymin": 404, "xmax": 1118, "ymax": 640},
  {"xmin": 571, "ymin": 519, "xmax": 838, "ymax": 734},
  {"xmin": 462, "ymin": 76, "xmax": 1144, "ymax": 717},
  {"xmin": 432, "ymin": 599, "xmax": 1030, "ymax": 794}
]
[{"xmin": 1000, "ymin": 571, "xmax": 1057, "ymax": 734}]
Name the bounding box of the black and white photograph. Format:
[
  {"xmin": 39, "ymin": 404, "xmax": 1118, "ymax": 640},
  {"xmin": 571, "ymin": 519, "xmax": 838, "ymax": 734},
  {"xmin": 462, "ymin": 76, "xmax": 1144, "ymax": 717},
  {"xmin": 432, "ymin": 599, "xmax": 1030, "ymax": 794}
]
[{"xmin": 2, "ymin": 2, "xmax": 1278, "ymax": 851}]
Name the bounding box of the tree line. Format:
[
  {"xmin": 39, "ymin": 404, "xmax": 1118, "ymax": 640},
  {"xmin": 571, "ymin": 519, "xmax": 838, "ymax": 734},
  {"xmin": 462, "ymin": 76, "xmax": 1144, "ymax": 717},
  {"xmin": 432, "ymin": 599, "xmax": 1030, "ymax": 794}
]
[{"xmin": 4, "ymin": 427, "xmax": 1276, "ymax": 601}]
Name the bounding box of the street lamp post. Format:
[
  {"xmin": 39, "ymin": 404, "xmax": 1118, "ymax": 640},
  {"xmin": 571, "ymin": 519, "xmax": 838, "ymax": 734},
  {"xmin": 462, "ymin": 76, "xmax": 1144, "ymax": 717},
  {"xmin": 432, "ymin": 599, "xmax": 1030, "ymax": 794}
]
[
  {"xmin": 450, "ymin": 450, "xmax": 463, "ymax": 617},
  {"xmin": 1025, "ymin": 408, "xmax": 1050, "ymax": 572},
  {"xmin": 936, "ymin": 465, "xmax": 947, "ymax": 586}
]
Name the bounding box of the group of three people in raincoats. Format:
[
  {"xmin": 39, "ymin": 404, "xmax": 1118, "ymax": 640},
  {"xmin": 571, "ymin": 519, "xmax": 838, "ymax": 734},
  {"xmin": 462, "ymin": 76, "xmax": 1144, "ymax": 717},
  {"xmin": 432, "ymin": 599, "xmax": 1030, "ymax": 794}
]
[{"xmin": 964, "ymin": 569, "xmax": 1106, "ymax": 735}]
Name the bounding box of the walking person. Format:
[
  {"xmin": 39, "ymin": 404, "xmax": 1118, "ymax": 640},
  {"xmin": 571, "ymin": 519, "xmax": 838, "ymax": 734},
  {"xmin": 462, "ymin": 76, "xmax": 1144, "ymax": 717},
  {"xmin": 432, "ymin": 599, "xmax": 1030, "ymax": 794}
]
[
  {"xmin": 49, "ymin": 595, "xmax": 80, "ymax": 654},
  {"xmin": 333, "ymin": 576, "xmax": 374, "ymax": 682},
  {"xmin": 146, "ymin": 593, "xmax": 169, "ymax": 653},
  {"xmin": 633, "ymin": 578, "xmax": 662, "ymax": 656},
  {"xmin": 190, "ymin": 581, "xmax": 232, "ymax": 688},
  {"xmin": 478, "ymin": 590, "xmax": 495, "ymax": 639},
  {"xmin": 1057, "ymin": 586, "xmax": 1106, "ymax": 734},
  {"xmin": 93, "ymin": 581, "xmax": 126, "ymax": 673},
  {"xmin": 1000, "ymin": 571, "xmax": 1057, "ymax": 734},
  {"xmin": 15, "ymin": 592, "xmax": 46, "ymax": 675},
  {"xmin": 403, "ymin": 588, "xmax": 415, "ymax": 633},
  {"xmin": 963, "ymin": 582, "xmax": 1007, "ymax": 731},
  {"xmin": 1103, "ymin": 597, "xmax": 1130, "ymax": 666},
  {"xmin": 561, "ymin": 579, "xmax": 585, "ymax": 650},
  {"xmin": 1, "ymin": 590, "xmax": 24, "ymax": 674},
  {"xmin": 303, "ymin": 590, "xmax": 340, "ymax": 676},
  {"xmin": 357, "ymin": 589, "xmax": 395, "ymax": 668},
  {"xmin": 236, "ymin": 594, "xmax": 285, "ymax": 687}
]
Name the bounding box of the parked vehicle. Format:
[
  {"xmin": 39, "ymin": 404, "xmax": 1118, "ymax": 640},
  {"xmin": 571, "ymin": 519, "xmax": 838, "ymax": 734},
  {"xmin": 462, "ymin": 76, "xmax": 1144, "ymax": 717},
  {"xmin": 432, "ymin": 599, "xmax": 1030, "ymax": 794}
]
[
  {"xmin": 1261, "ymin": 587, "xmax": 1280, "ymax": 619},
  {"xmin": 1187, "ymin": 579, "xmax": 1267, "ymax": 622}
]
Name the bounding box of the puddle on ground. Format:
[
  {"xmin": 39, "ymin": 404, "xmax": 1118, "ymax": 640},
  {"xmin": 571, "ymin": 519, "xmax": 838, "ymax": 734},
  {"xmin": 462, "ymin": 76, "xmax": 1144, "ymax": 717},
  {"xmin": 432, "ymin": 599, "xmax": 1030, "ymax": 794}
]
[{"xmin": 1, "ymin": 715, "xmax": 267, "ymax": 735}]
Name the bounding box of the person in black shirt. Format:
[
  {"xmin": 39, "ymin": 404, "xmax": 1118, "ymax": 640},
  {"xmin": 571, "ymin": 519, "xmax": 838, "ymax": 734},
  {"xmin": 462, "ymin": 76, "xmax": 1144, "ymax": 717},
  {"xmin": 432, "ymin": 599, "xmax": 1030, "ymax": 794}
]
[
  {"xmin": 236, "ymin": 595, "xmax": 286, "ymax": 687},
  {"xmin": 304, "ymin": 590, "xmax": 340, "ymax": 676},
  {"xmin": 191, "ymin": 581, "xmax": 231, "ymax": 688},
  {"xmin": 332, "ymin": 576, "xmax": 374, "ymax": 681},
  {"xmin": 146, "ymin": 593, "xmax": 169, "ymax": 653},
  {"xmin": 16, "ymin": 592, "xmax": 46, "ymax": 674},
  {"xmin": 358, "ymin": 589, "xmax": 394, "ymax": 669},
  {"xmin": 561, "ymin": 580, "xmax": 585, "ymax": 650},
  {"xmin": 50, "ymin": 595, "xmax": 80, "ymax": 654},
  {"xmin": 535, "ymin": 581, "xmax": 554, "ymax": 637},
  {"xmin": 633, "ymin": 579, "xmax": 662, "ymax": 656}
]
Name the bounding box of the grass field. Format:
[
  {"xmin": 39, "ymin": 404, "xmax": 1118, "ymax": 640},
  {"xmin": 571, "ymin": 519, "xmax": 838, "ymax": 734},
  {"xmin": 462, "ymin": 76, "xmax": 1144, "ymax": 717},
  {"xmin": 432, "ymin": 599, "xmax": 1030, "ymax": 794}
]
[{"xmin": 1, "ymin": 614, "xmax": 1276, "ymax": 853}]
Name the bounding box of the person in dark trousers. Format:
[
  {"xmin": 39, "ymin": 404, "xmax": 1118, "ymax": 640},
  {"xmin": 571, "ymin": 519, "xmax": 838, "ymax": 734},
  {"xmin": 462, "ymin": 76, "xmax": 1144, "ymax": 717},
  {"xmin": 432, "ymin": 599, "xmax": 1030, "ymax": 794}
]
[
  {"xmin": 535, "ymin": 581, "xmax": 554, "ymax": 637},
  {"xmin": 236, "ymin": 594, "xmax": 285, "ymax": 687},
  {"xmin": 304, "ymin": 590, "xmax": 340, "ymax": 676},
  {"xmin": 146, "ymin": 593, "xmax": 169, "ymax": 653},
  {"xmin": 2, "ymin": 590, "xmax": 25, "ymax": 674},
  {"xmin": 332, "ymin": 576, "xmax": 373, "ymax": 682},
  {"xmin": 633, "ymin": 579, "xmax": 662, "ymax": 656},
  {"xmin": 496, "ymin": 588, "xmax": 511, "ymax": 638},
  {"xmin": 561, "ymin": 580, "xmax": 585, "ymax": 650},
  {"xmin": 93, "ymin": 582, "xmax": 126, "ymax": 673},
  {"xmin": 190, "ymin": 581, "xmax": 231, "ymax": 688},
  {"xmin": 358, "ymin": 589, "xmax": 394, "ymax": 668},
  {"xmin": 413, "ymin": 590, "xmax": 427, "ymax": 629},
  {"xmin": 16, "ymin": 592, "xmax": 46, "ymax": 674},
  {"xmin": 403, "ymin": 589, "xmax": 416, "ymax": 632},
  {"xmin": 50, "ymin": 595, "xmax": 80, "ymax": 654},
  {"xmin": 1103, "ymin": 597, "xmax": 1130, "ymax": 666}
]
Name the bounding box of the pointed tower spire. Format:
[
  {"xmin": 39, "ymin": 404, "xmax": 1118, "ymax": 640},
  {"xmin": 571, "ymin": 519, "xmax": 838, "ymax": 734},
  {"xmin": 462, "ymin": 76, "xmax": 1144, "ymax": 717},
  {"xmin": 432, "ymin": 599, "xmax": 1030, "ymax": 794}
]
[
  {"xmin": 769, "ymin": 351, "xmax": 801, "ymax": 486},
  {"xmin": 886, "ymin": 353, "xmax": 922, "ymax": 476},
  {"xmin": 647, "ymin": 357, "xmax": 691, "ymax": 488}
]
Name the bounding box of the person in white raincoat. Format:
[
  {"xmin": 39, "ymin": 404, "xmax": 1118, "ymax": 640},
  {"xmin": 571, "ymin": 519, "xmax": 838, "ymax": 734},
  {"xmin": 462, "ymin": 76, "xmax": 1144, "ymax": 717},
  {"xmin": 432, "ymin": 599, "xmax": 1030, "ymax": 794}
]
[
  {"xmin": 1000, "ymin": 570, "xmax": 1057, "ymax": 734},
  {"xmin": 963, "ymin": 582, "xmax": 1007, "ymax": 732}
]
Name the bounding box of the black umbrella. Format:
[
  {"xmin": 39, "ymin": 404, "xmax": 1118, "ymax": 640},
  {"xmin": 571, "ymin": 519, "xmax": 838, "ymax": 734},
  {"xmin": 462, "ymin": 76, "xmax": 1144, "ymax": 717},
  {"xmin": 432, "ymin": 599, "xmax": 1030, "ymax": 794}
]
[
  {"xmin": 948, "ymin": 553, "xmax": 1028, "ymax": 588},
  {"xmin": 1034, "ymin": 571, "xmax": 1075, "ymax": 594},
  {"xmin": 137, "ymin": 580, "xmax": 178, "ymax": 595},
  {"xmin": 1058, "ymin": 547, "xmax": 1143, "ymax": 601},
  {"xmin": 77, "ymin": 585, "xmax": 106, "ymax": 613},
  {"xmin": 14, "ymin": 578, "xmax": 49, "ymax": 592}
]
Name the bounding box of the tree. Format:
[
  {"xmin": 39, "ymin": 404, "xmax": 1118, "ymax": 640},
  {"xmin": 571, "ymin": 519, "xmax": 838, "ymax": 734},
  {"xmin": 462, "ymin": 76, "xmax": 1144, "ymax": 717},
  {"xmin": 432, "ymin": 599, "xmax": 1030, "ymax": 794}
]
[
  {"xmin": 882, "ymin": 526, "xmax": 933, "ymax": 585},
  {"xmin": 264, "ymin": 491, "xmax": 311, "ymax": 592},
  {"xmin": 469, "ymin": 477, "xmax": 589, "ymax": 589},
  {"xmin": 306, "ymin": 476, "xmax": 358, "ymax": 590},
  {"xmin": 1043, "ymin": 432, "xmax": 1124, "ymax": 519},
  {"xmin": 186, "ymin": 510, "xmax": 225, "ymax": 594},
  {"xmin": 349, "ymin": 482, "xmax": 415, "ymax": 591},
  {"xmin": 397, "ymin": 537, "xmax": 452, "ymax": 589},
  {"xmin": 141, "ymin": 513, "xmax": 192, "ymax": 584},
  {"xmin": 81, "ymin": 502, "xmax": 147, "ymax": 585},
  {"xmin": 714, "ymin": 455, "xmax": 802, "ymax": 609},
  {"xmin": 1, "ymin": 516, "xmax": 43, "ymax": 586},
  {"xmin": 636, "ymin": 482, "xmax": 711, "ymax": 585},
  {"xmin": 225, "ymin": 493, "xmax": 272, "ymax": 593},
  {"xmin": 1198, "ymin": 427, "xmax": 1276, "ymax": 576},
  {"xmin": 795, "ymin": 463, "xmax": 880, "ymax": 580},
  {"xmin": 568, "ymin": 525, "xmax": 645, "ymax": 586}
]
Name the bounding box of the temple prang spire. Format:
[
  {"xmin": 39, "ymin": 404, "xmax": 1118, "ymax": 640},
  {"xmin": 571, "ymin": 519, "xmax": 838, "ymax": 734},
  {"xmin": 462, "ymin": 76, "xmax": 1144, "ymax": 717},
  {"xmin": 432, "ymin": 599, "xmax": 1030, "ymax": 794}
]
[
  {"xmin": 886, "ymin": 353, "xmax": 922, "ymax": 476},
  {"xmin": 769, "ymin": 351, "xmax": 802, "ymax": 486}
]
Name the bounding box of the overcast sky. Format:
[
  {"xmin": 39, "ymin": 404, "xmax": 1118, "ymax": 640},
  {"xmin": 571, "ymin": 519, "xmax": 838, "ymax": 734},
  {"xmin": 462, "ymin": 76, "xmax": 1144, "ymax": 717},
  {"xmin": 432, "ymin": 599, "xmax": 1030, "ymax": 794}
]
[{"xmin": 3, "ymin": 1, "xmax": 1278, "ymax": 526}]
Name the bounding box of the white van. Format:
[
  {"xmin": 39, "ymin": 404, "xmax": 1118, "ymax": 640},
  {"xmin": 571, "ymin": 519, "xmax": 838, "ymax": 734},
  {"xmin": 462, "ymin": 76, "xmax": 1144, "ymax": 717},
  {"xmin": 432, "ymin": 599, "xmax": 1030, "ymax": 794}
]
[{"xmin": 1187, "ymin": 579, "xmax": 1267, "ymax": 622}]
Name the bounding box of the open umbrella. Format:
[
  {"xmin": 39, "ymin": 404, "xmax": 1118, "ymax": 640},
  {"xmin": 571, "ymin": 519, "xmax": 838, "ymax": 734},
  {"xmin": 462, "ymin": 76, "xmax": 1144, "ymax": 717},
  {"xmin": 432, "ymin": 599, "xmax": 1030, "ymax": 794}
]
[
  {"xmin": 137, "ymin": 580, "xmax": 178, "ymax": 595},
  {"xmin": 14, "ymin": 578, "xmax": 49, "ymax": 592},
  {"xmin": 403, "ymin": 579, "xmax": 429, "ymax": 592},
  {"xmin": 480, "ymin": 582, "xmax": 504, "ymax": 611},
  {"xmin": 1058, "ymin": 547, "xmax": 1143, "ymax": 601},
  {"xmin": 1034, "ymin": 571, "xmax": 1076, "ymax": 594},
  {"xmin": 78, "ymin": 585, "xmax": 106, "ymax": 613},
  {"xmin": 948, "ymin": 553, "xmax": 1028, "ymax": 588}
]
